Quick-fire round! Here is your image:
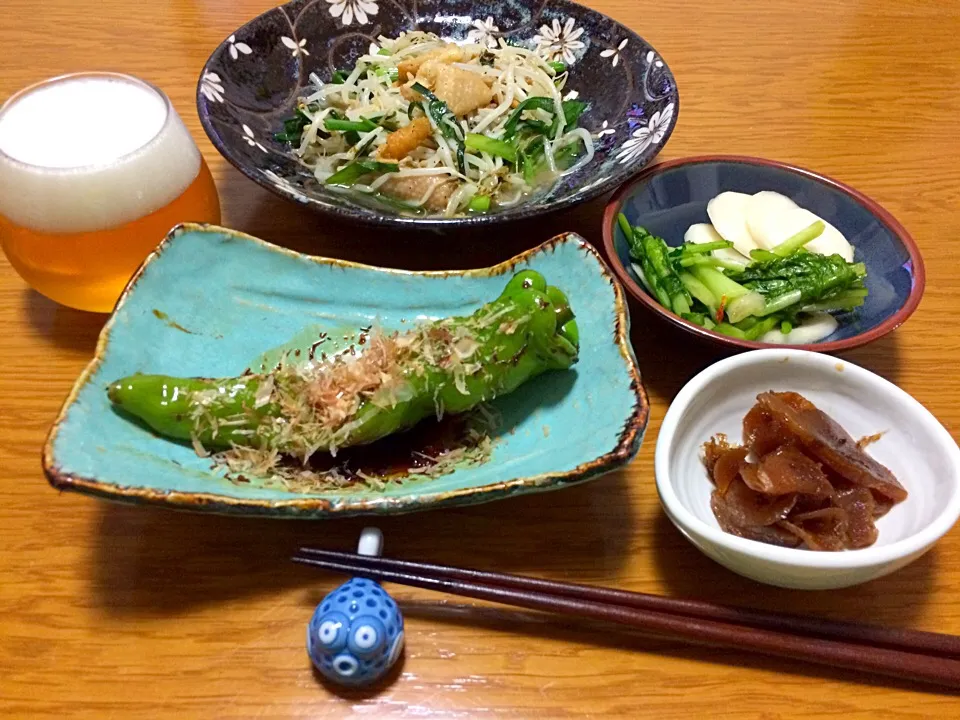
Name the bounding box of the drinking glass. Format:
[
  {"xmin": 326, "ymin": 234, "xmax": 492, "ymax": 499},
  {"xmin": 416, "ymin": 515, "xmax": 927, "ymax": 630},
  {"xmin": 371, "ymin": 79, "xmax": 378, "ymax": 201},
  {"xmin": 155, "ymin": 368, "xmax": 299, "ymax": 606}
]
[{"xmin": 0, "ymin": 72, "xmax": 221, "ymax": 312}]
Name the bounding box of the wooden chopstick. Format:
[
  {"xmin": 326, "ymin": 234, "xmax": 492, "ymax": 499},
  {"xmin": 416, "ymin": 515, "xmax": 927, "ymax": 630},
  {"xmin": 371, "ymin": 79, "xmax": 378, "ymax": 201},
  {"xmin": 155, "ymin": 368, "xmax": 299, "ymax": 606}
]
[
  {"xmin": 296, "ymin": 548, "xmax": 960, "ymax": 658},
  {"xmin": 292, "ymin": 551, "xmax": 960, "ymax": 690}
]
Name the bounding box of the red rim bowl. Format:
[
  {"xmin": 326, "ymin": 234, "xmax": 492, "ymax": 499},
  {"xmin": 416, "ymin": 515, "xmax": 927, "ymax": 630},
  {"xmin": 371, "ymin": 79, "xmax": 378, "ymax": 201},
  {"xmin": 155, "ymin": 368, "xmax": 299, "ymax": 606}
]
[{"xmin": 601, "ymin": 155, "xmax": 926, "ymax": 352}]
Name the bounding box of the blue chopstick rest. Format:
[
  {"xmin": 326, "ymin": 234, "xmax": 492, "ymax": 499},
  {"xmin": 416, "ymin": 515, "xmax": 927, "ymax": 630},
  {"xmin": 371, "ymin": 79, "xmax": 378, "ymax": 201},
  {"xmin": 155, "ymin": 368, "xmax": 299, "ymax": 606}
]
[{"xmin": 306, "ymin": 528, "xmax": 405, "ymax": 686}]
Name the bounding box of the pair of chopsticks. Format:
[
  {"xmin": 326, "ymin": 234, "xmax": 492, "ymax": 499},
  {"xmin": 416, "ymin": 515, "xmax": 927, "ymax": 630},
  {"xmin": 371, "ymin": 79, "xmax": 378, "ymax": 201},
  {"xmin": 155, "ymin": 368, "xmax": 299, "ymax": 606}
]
[{"xmin": 292, "ymin": 548, "xmax": 960, "ymax": 690}]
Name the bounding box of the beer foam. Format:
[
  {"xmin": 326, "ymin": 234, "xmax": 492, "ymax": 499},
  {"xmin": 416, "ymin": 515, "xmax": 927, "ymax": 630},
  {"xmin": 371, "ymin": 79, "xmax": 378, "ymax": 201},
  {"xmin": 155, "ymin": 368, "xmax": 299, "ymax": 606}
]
[{"xmin": 0, "ymin": 73, "xmax": 201, "ymax": 234}]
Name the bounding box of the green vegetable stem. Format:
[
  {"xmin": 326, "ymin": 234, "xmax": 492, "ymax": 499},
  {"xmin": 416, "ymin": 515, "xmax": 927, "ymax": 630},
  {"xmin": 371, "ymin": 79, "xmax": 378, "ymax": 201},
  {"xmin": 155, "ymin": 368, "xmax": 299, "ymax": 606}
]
[
  {"xmin": 619, "ymin": 215, "xmax": 692, "ymax": 316},
  {"xmin": 771, "ymin": 220, "xmax": 824, "ymax": 257},
  {"xmin": 468, "ymin": 195, "xmax": 491, "ymax": 212},
  {"xmin": 618, "ymin": 213, "xmax": 868, "ymax": 334},
  {"xmin": 324, "ymin": 117, "xmax": 379, "ymax": 133},
  {"xmin": 465, "ymin": 134, "xmax": 517, "ymax": 163},
  {"xmin": 325, "ymin": 159, "xmax": 399, "ymax": 187}
]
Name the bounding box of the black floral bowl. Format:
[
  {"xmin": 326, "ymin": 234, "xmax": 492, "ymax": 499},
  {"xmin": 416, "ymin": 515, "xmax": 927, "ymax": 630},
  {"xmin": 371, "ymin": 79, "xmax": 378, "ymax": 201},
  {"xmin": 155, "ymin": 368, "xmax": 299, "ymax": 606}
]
[{"xmin": 196, "ymin": 0, "xmax": 679, "ymax": 229}]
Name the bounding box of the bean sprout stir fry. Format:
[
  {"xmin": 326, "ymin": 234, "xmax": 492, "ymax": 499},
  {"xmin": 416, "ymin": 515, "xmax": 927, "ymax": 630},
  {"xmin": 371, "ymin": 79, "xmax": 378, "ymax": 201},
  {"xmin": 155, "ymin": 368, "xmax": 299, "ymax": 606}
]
[{"xmin": 275, "ymin": 31, "xmax": 594, "ymax": 217}]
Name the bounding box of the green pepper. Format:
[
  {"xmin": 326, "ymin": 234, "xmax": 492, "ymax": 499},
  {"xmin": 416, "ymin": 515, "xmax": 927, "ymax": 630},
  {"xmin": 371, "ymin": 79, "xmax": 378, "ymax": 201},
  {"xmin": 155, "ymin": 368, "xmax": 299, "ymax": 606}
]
[{"xmin": 108, "ymin": 271, "xmax": 579, "ymax": 454}]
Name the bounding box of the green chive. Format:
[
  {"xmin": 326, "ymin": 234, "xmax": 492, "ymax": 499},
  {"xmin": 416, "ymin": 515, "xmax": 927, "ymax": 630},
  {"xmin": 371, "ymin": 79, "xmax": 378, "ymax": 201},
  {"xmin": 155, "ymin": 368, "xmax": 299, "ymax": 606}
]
[
  {"xmin": 407, "ymin": 101, "xmax": 425, "ymax": 121},
  {"xmin": 503, "ymin": 97, "xmax": 559, "ymax": 139},
  {"xmin": 410, "ymin": 82, "xmax": 466, "ymax": 174},
  {"xmin": 325, "ymin": 160, "xmax": 399, "ymax": 187},
  {"xmin": 324, "ymin": 117, "xmax": 379, "ymax": 133},
  {"xmin": 561, "ymin": 100, "xmax": 588, "ymax": 129}
]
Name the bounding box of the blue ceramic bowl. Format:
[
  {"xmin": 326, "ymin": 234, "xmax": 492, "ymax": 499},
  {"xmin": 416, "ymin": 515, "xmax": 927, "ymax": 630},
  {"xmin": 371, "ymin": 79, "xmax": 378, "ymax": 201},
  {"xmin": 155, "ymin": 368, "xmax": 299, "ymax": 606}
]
[
  {"xmin": 43, "ymin": 225, "xmax": 648, "ymax": 518},
  {"xmin": 196, "ymin": 0, "xmax": 678, "ymax": 230},
  {"xmin": 602, "ymin": 156, "xmax": 925, "ymax": 352}
]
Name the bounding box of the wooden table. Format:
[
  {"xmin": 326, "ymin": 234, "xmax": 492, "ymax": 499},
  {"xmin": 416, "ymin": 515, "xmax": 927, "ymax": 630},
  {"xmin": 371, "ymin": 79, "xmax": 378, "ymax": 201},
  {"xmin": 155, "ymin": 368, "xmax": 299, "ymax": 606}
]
[{"xmin": 2, "ymin": 1, "xmax": 960, "ymax": 716}]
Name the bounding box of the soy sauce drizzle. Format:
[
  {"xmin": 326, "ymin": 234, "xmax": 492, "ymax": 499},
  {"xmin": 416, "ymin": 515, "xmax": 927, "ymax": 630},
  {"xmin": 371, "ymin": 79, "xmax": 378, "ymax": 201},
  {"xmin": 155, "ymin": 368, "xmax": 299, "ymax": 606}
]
[{"xmin": 304, "ymin": 414, "xmax": 479, "ymax": 484}]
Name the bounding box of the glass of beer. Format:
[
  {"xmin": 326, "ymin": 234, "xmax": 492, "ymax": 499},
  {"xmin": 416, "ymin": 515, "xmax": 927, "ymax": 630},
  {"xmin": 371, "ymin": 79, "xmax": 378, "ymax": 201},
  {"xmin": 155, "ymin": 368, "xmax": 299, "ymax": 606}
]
[{"xmin": 0, "ymin": 72, "xmax": 221, "ymax": 312}]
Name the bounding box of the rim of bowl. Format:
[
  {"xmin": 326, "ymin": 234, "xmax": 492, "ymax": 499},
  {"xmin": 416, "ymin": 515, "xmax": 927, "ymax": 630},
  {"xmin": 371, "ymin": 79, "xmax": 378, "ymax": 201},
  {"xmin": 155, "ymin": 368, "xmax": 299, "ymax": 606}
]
[
  {"xmin": 196, "ymin": 0, "xmax": 680, "ymax": 231},
  {"xmin": 601, "ymin": 155, "xmax": 927, "ymax": 352},
  {"xmin": 655, "ymin": 348, "xmax": 960, "ymax": 570}
]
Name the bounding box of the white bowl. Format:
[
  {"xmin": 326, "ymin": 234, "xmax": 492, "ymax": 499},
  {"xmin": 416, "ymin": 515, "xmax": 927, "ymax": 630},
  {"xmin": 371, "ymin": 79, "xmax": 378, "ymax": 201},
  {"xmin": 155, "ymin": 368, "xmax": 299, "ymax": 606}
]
[{"xmin": 655, "ymin": 349, "xmax": 960, "ymax": 590}]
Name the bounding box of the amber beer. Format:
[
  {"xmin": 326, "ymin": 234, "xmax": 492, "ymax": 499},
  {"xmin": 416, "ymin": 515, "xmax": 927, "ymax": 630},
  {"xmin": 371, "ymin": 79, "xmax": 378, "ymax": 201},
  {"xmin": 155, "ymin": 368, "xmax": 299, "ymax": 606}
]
[{"xmin": 0, "ymin": 72, "xmax": 220, "ymax": 312}]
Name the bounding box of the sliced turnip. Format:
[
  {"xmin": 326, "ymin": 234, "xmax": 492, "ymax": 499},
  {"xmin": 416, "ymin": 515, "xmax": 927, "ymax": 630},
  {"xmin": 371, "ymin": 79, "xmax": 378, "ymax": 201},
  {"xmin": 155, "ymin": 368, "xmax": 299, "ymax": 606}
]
[
  {"xmin": 706, "ymin": 192, "xmax": 758, "ymax": 258},
  {"xmin": 761, "ymin": 312, "xmax": 839, "ymax": 344},
  {"xmin": 745, "ymin": 191, "xmax": 798, "ymax": 244},
  {"xmin": 683, "ymin": 223, "xmax": 751, "ymax": 269},
  {"xmin": 750, "ymin": 206, "xmax": 854, "ymax": 262}
]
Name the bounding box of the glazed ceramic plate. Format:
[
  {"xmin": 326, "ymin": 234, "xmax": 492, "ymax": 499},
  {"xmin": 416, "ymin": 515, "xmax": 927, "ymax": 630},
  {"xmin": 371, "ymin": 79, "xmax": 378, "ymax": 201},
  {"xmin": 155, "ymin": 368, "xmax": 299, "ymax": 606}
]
[
  {"xmin": 602, "ymin": 156, "xmax": 925, "ymax": 352},
  {"xmin": 196, "ymin": 0, "xmax": 679, "ymax": 229},
  {"xmin": 43, "ymin": 225, "xmax": 648, "ymax": 517}
]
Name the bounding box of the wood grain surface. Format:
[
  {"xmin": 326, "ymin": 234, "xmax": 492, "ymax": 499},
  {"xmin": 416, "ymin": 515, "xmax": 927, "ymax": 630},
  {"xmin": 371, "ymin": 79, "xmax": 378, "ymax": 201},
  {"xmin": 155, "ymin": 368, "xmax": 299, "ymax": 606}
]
[{"xmin": 2, "ymin": 1, "xmax": 960, "ymax": 717}]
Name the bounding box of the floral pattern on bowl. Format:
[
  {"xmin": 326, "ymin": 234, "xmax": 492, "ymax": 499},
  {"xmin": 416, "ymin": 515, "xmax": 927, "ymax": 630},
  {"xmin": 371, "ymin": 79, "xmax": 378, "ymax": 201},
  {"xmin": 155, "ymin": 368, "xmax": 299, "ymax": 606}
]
[
  {"xmin": 42, "ymin": 224, "xmax": 648, "ymax": 518},
  {"xmin": 196, "ymin": 0, "xmax": 679, "ymax": 229}
]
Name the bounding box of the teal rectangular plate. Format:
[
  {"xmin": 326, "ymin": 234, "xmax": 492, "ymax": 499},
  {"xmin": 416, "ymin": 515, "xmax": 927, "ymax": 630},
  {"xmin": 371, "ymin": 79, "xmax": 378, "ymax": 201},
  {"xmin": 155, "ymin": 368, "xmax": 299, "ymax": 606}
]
[{"xmin": 43, "ymin": 225, "xmax": 648, "ymax": 517}]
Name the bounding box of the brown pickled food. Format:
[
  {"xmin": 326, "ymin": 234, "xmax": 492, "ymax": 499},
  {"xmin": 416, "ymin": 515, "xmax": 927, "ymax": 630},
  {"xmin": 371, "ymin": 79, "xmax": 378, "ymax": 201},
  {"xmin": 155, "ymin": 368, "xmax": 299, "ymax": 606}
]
[{"xmin": 702, "ymin": 391, "xmax": 906, "ymax": 551}]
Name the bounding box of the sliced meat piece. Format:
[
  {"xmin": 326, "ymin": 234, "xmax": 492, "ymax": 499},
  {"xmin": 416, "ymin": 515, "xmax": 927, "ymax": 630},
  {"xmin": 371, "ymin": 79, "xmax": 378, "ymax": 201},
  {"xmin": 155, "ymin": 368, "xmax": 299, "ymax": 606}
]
[
  {"xmin": 742, "ymin": 403, "xmax": 791, "ymax": 457},
  {"xmin": 397, "ymin": 44, "xmax": 465, "ymax": 81},
  {"xmin": 416, "ymin": 62, "xmax": 493, "ymax": 116},
  {"xmin": 711, "ymin": 445, "xmax": 748, "ymax": 497},
  {"xmin": 779, "ymin": 507, "xmax": 849, "ymax": 551},
  {"xmin": 834, "ymin": 487, "xmax": 880, "ymax": 548},
  {"xmin": 711, "ymin": 485, "xmax": 801, "ymax": 548},
  {"xmin": 752, "ymin": 445, "xmax": 834, "ymax": 497},
  {"xmin": 380, "ymin": 174, "xmax": 457, "ymax": 211},
  {"xmin": 713, "ymin": 476, "xmax": 797, "ymax": 528},
  {"xmin": 379, "ymin": 117, "xmax": 433, "ymax": 160},
  {"xmin": 757, "ymin": 391, "xmax": 907, "ymax": 504}
]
